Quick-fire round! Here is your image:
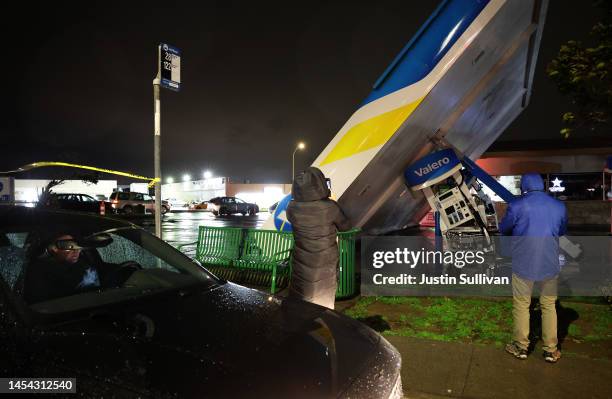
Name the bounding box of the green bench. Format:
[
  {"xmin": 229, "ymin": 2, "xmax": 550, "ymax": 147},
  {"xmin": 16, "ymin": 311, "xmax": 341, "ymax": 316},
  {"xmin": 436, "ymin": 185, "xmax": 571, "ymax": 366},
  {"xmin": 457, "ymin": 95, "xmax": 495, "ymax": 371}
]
[
  {"xmin": 195, "ymin": 226, "xmax": 242, "ymax": 266},
  {"xmin": 234, "ymin": 229, "xmax": 294, "ymax": 293},
  {"xmin": 185, "ymin": 226, "xmax": 359, "ymax": 298}
]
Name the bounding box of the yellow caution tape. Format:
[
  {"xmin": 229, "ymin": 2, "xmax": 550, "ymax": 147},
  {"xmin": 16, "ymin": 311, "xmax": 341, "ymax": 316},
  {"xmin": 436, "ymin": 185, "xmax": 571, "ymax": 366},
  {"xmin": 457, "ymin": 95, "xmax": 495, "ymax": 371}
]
[{"xmin": 0, "ymin": 161, "xmax": 159, "ymax": 188}]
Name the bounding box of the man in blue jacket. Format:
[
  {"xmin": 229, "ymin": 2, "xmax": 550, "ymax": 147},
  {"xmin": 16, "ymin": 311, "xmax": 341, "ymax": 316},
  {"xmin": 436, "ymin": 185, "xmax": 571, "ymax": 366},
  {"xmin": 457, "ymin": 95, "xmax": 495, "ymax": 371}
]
[{"xmin": 499, "ymin": 173, "xmax": 567, "ymax": 363}]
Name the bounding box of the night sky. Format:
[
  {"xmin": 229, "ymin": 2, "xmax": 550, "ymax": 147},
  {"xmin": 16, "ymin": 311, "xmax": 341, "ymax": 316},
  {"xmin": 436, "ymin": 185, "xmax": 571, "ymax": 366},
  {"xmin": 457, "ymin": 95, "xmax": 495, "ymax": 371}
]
[{"xmin": 0, "ymin": 1, "xmax": 604, "ymax": 183}]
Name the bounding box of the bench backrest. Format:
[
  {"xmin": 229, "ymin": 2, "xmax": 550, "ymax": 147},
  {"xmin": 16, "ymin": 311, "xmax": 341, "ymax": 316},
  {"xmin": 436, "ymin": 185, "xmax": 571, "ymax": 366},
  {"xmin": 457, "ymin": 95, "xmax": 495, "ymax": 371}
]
[
  {"xmin": 239, "ymin": 229, "xmax": 294, "ymax": 266},
  {"xmin": 195, "ymin": 226, "xmax": 243, "ymax": 264}
]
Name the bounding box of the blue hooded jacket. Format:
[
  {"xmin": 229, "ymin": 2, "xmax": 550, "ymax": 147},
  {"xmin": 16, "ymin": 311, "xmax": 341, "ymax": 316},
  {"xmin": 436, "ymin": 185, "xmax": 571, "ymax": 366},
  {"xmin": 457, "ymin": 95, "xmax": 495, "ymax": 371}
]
[{"xmin": 499, "ymin": 173, "xmax": 567, "ymax": 281}]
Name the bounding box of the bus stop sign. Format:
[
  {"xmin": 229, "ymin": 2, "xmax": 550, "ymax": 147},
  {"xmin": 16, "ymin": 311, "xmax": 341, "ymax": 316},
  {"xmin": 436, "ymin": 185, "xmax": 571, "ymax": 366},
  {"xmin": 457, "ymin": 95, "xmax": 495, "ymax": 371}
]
[{"xmin": 159, "ymin": 43, "xmax": 181, "ymax": 91}]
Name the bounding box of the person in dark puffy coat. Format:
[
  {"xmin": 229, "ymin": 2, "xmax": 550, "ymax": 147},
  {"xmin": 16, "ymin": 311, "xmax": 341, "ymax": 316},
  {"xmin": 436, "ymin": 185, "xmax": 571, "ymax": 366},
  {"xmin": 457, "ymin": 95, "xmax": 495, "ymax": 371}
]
[
  {"xmin": 287, "ymin": 167, "xmax": 351, "ymax": 309},
  {"xmin": 499, "ymin": 173, "xmax": 567, "ymax": 363}
]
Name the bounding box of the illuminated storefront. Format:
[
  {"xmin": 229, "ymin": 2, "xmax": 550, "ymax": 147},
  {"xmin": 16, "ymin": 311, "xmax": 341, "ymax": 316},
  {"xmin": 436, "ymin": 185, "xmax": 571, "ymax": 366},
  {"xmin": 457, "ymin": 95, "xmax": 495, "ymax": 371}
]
[
  {"xmin": 161, "ymin": 178, "xmax": 291, "ymax": 209},
  {"xmin": 476, "ymin": 140, "xmax": 611, "ymax": 202}
]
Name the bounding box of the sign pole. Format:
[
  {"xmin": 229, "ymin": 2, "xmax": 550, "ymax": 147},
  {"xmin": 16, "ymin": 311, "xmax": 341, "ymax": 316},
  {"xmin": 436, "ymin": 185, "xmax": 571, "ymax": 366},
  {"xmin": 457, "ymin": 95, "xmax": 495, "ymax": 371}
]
[
  {"xmin": 153, "ymin": 42, "xmax": 181, "ymax": 239},
  {"xmin": 153, "ymin": 74, "xmax": 162, "ymax": 238}
]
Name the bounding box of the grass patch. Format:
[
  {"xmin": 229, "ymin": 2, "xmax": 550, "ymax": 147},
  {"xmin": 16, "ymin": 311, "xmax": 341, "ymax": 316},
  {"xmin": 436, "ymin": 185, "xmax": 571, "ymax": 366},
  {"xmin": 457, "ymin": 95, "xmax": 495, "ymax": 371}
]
[
  {"xmin": 568, "ymin": 324, "xmax": 581, "ymax": 337},
  {"xmin": 342, "ymin": 296, "xmax": 611, "ymax": 346},
  {"xmin": 343, "ymin": 296, "xmax": 375, "ymax": 319}
]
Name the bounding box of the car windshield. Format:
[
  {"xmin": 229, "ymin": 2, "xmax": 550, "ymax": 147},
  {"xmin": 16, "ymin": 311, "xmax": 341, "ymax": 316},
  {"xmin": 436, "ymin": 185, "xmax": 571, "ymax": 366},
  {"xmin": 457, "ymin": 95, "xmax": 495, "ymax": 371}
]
[{"xmin": 1, "ymin": 226, "xmax": 220, "ymax": 316}]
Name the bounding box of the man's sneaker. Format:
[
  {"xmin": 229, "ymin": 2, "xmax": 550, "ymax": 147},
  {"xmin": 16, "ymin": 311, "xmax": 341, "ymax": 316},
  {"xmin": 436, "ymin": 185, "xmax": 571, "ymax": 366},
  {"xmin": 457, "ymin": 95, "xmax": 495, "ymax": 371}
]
[
  {"xmin": 543, "ymin": 349, "xmax": 561, "ymax": 363},
  {"xmin": 505, "ymin": 342, "xmax": 528, "ymax": 359}
]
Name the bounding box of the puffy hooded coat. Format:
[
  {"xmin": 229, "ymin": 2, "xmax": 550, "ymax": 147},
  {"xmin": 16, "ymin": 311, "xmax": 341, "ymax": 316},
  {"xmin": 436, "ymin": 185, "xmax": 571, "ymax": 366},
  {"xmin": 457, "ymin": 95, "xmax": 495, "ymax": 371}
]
[
  {"xmin": 499, "ymin": 173, "xmax": 567, "ymax": 281},
  {"xmin": 287, "ymin": 167, "xmax": 350, "ymax": 302}
]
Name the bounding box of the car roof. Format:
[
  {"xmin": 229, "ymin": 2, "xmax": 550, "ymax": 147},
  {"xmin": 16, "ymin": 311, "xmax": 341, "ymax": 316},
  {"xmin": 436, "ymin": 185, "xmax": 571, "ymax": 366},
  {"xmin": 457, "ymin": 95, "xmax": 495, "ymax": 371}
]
[{"xmin": 0, "ymin": 206, "xmax": 135, "ymax": 234}]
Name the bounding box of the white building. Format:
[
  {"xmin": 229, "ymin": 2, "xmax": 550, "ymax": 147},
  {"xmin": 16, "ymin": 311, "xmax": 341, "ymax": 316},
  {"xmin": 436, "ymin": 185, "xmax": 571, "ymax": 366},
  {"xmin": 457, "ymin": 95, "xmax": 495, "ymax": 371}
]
[
  {"xmin": 13, "ymin": 179, "xmax": 118, "ymax": 204},
  {"xmin": 5, "ymin": 177, "xmax": 290, "ymax": 210},
  {"xmin": 162, "ymin": 178, "xmax": 227, "ymax": 204},
  {"xmin": 161, "ymin": 178, "xmax": 290, "ymax": 209}
]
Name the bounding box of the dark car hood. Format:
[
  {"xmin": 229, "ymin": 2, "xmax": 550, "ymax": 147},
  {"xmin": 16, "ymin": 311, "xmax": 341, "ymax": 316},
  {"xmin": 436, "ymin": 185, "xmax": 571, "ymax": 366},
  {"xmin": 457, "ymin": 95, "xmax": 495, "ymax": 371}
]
[{"xmin": 33, "ymin": 283, "xmax": 390, "ymax": 398}]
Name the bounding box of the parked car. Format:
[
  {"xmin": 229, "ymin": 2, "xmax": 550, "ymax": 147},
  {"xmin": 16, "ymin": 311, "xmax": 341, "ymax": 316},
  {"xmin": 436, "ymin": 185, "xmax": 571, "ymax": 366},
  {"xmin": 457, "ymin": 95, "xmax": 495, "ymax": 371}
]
[
  {"xmin": 209, "ymin": 197, "xmax": 259, "ymax": 216},
  {"xmin": 109, "ymin": 192, "xmax": 169, "ymax": 215},
  {"xmin": 188, "ymin": 200, "xmax": 209, "ymax": 210},
  {"xmin": 163, "ymin": 197, "xmax": 188, "ymax": 210},
  {"xmin": 40, "ymin": 193, "xmax": 115, "ymax": 215},
  {"xmin": 0, "ymin": 206, "xmax": 402, "ymax": 398}
]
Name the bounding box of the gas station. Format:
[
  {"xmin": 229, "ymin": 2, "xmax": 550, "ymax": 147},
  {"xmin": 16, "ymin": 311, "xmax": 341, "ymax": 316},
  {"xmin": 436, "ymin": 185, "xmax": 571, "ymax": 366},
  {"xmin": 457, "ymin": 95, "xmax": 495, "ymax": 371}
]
[{"xmin": 1, "ymin": 0, "xmax": 611, "ymax": 397}]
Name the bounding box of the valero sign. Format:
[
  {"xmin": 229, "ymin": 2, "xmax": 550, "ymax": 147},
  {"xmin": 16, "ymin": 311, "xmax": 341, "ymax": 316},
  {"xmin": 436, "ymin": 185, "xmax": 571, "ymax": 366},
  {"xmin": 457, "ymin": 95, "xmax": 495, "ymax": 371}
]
[{"xmin": 404, "ymin": 148, "xmax": 461, "ymax": 188}]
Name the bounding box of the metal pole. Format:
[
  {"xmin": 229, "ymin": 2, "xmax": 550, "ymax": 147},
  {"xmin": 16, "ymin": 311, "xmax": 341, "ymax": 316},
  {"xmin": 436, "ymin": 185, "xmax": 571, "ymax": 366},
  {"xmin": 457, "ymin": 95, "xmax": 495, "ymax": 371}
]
[
  {"xmin": 153, "ymin": 78, "xmax": 162, "ymax": 238},
  {"xmin": 292, "ymin": 147, "xmax": 298, "ymax": 179}
]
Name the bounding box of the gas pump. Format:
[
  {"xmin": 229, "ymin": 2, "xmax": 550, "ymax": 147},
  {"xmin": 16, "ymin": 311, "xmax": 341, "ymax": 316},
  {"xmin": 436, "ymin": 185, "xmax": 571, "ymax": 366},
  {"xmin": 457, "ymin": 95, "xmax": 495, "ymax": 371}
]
[
  {"xmin": 404, "ymin": 148, "xmax": 581, "ymax": 260},
  {"xmin": 405, "ymin": 149, "xmax": 494, "ymax": 253}
]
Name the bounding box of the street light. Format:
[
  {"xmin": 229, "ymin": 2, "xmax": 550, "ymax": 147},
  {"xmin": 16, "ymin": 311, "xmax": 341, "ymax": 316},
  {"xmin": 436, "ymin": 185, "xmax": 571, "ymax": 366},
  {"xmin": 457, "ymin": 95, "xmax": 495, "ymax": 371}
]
[
  {"xmin": 292, "ymin": 142, "xmax": 306, "ymax": 179},
  {"xmin": 203, "ymin": 170, "xmax": 212, "ymax": 179},
  {"xmin": 166, "ymin": 177, "xmax": 174, "ymax": 183},
  {"xmin": 182, "ymin": 174, "xmax": 191, "ymax": 182}
]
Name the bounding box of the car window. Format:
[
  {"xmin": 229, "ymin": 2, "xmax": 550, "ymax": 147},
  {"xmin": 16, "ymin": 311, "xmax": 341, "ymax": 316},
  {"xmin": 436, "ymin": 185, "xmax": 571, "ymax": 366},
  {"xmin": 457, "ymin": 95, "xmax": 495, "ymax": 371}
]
[
  {"xmin": 225, "ymin": 198, "xmax": 235, "ymax": 204},
  {"xmin": 21, "ymin": 228, "xmax": 219, "ymax": 315},
  {"xmin": 96, "ymin": 233, "xmax": 179, "ymax": 273},
  {"xmin": 0, "ymin": 232, "xmax": 29, "ymax": 292},
  {"xmin": 6, "ymin": 233, "xmax": 28, "ymax": 249},
  {"xmin": 143, "ymin": 195, "xmax": 153, "ymax": 201},
  {"xmin": 80, "ymin": 195, "xmax": 96, "ymax": 202},
  {"xmin": 133, "ymin": 193, "xmax": 144, "ymax": 201},
  {"xmin": 235, "ymin": 198, "xmax": 245, "ymax": 204},
  {"xmin": 110, "ymin": 193, "xmax": 117, "ymax": 200},
  {"xmin": 118, "ymin": 192, "xmax": 130, "ymax": 200}
]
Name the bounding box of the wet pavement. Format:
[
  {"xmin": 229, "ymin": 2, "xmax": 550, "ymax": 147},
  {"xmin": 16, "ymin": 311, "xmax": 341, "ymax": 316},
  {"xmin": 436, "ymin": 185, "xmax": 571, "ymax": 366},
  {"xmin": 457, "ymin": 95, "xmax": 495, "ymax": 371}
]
[
  {"xmin": 388, "ymin": 335, "xmax": 612, "ymax": 399},
  {"xmin": 138, "ymin": 210, "xmax": 270, "ymax": 252}
]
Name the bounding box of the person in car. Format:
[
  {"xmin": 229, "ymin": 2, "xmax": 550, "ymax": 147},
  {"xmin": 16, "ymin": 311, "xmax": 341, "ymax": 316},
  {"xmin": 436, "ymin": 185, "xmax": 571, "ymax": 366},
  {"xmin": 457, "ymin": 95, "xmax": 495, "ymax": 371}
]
[
  {"xmin": 24, "ymin": 234, "xmax": 102, "ymax": 304},
  {"xmin": 287, "ymin": 167, "xmax": 351, "ymax": 309}
]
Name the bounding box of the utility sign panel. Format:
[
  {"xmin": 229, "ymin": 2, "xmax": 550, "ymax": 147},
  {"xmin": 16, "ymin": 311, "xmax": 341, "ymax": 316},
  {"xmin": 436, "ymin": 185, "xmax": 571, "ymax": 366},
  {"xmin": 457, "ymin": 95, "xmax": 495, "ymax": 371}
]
[{"xmin": 159, "ymin": 43, "xmax": 181, "ymax": 91}]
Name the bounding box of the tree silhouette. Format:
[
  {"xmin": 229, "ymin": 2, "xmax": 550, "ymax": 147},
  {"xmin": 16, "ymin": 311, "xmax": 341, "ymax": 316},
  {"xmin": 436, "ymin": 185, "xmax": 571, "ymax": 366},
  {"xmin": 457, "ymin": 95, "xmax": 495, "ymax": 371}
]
[{"xmin": 546, "ymin": 0, "xmax": 611, "ymax": 137}]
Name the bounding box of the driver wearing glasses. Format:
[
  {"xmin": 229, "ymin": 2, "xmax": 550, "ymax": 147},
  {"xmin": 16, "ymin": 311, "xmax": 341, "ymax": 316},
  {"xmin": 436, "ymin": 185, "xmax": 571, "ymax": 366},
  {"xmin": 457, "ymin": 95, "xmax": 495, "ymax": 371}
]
[{"xmin": 24, "ymin": 234, "xmax": 102, "ymax": 304}]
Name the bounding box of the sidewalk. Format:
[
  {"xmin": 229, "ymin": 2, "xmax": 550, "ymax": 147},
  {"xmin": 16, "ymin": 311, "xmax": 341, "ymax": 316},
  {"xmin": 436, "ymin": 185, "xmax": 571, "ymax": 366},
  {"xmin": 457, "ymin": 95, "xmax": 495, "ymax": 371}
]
[{"xmin": 387, "ymin": 336, "xmax": 612, "ymax": 399}]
